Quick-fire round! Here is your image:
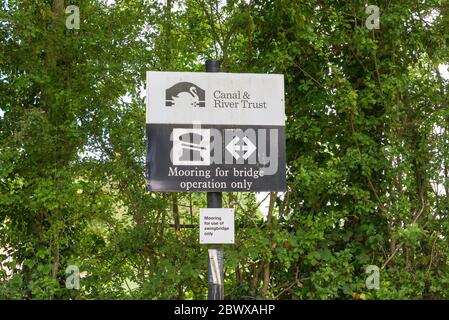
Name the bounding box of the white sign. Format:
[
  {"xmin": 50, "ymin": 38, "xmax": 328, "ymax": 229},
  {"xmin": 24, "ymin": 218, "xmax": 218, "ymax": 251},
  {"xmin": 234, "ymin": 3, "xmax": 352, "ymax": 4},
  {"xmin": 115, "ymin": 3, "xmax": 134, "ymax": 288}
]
[
  {"xmin": 145, "ymin": 71, "xmax": 286, "ymax": 192},
  {"xmin": 200, "ymin": 208, "xmax": 234, "ymax": 244},
  {"xmin": 146, "ymin": 71, "xmax": 284, "ymax": 126}
]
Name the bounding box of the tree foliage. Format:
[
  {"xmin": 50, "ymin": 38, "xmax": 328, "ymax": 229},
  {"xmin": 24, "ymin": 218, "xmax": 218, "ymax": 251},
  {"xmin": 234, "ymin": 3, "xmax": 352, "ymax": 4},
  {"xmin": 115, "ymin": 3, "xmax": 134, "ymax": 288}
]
[{"xmin": 0, "ymin": 0, "xmax": 448, "ymax": 299}]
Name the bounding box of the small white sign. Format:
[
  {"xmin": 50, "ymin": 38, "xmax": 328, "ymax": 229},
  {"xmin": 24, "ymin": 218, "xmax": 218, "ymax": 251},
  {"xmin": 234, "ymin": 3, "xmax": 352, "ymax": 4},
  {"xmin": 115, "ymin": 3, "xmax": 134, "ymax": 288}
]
[{"xmin": 200, "ymin": 208, "xmax": 234, "ymax": 244}]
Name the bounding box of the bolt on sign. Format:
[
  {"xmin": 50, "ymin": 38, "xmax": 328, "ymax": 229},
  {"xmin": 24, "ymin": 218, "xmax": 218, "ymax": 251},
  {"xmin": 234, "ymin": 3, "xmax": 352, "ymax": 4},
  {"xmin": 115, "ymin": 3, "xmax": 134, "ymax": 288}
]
[{"xmin": 146, "ymin": 71, "xmax": 286, "ymax": 192}]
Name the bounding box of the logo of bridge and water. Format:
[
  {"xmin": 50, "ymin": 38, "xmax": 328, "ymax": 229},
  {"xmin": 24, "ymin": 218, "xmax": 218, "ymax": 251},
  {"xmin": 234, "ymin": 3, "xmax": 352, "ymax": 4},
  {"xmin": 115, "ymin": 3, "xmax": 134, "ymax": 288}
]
[{"xmin": 165, "ymin": 82, "xmax": 205, "ymax": 108}]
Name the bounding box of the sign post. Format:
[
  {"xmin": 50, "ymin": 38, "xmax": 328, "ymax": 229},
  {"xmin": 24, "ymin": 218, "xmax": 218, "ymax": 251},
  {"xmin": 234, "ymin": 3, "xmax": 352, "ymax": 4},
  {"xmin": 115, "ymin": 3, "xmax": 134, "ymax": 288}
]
[
  {"xmin": 205, "ymin": 59, "xmax": 224, "ymax": 300},
  {"xmin": 145, "ymin": 60, "xmax": 285, "ymax": 300}
]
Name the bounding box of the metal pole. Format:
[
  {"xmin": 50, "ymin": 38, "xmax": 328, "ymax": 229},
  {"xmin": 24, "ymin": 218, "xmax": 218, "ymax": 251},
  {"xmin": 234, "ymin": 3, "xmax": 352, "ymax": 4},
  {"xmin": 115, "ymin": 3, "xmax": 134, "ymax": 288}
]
[{"xmin": 206, "ymin": 59, "xmax": 224, "ymax": 300}]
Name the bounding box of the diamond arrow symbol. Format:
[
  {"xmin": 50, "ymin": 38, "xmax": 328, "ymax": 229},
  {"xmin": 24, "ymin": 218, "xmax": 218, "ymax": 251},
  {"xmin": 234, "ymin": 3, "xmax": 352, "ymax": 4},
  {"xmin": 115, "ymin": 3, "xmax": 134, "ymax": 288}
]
[
  {"xmin": 241, "ymin": 136, "xmax": 256, "ymax": 160},
  {"xmin": 226, "ymin": 136, "xmax": 257, "ymax": 160},
  {"xmin": 226, "ymin": 136, "xmax": 241, "ymax": 160}
]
